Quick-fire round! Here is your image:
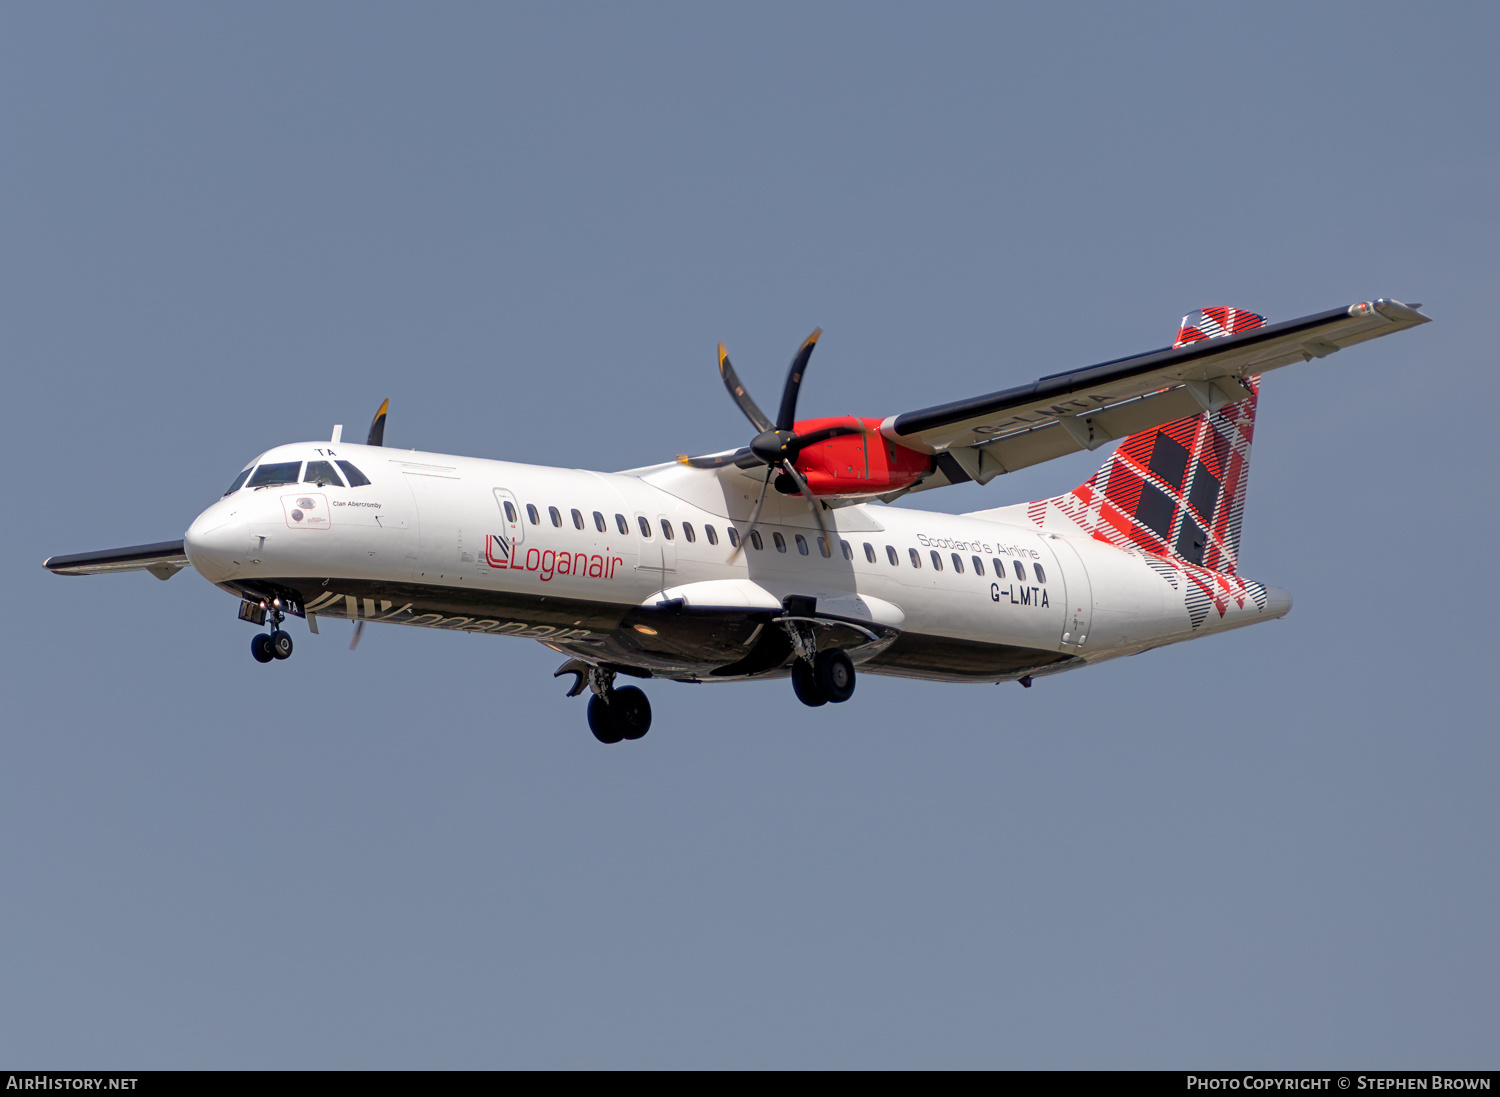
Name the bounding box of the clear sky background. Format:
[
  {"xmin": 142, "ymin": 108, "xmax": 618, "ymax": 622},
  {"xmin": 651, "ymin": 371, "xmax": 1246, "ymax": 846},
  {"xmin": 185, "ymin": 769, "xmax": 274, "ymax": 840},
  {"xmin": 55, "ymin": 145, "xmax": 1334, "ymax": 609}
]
[{"xmin": 3, "ymin": 2, "xmax": 1495, "ymax": 1069}]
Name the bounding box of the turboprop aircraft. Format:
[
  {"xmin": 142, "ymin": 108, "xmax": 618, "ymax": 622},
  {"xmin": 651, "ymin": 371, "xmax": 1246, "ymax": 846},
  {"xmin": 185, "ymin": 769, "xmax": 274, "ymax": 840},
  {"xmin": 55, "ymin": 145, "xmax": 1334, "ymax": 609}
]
[{"xmin": 45, "ymin": 298, "xmax": 1429, "ymax": 743}]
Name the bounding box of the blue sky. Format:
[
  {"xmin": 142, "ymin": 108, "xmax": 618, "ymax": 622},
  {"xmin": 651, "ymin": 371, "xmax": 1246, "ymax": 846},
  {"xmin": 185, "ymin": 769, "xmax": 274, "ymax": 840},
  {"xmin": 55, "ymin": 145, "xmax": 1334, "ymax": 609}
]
[{"xmin": 3, "ymin": 2, "xmax": 1495, "ymax": 1068}]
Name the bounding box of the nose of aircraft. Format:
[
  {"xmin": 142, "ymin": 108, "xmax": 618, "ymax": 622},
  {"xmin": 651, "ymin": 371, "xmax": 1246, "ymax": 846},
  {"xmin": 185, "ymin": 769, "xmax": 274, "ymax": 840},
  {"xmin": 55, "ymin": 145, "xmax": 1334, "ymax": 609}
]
[{"xmin": 184, "ymin": 508, "xmax": 247, "ymax": 584}]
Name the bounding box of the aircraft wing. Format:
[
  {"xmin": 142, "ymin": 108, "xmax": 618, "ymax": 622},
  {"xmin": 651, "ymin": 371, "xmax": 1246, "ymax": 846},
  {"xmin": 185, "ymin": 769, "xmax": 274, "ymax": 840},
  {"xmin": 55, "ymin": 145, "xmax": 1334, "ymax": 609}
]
[
  {"xmin": 880, "ymin": 298, "xmax": 1430, "ymax": 494},
  {"xmin": 44, "ymin": 540, "xmax": 190, "ymax": 581}
]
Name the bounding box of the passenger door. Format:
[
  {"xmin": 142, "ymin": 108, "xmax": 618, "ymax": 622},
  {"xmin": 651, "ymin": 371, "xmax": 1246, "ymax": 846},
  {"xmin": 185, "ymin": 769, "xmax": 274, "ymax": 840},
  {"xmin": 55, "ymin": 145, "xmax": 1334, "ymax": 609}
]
[
  {"xmin": 1045, "ymin": 536, "xmax": 1094, "ymax": 650},
  {"xmin": 633, "ymin": 511, "xmax": 677, "ymax": 590},
  {"xmin": 488, "ymin": 488, "xmax": 526, "ymax": 570}
]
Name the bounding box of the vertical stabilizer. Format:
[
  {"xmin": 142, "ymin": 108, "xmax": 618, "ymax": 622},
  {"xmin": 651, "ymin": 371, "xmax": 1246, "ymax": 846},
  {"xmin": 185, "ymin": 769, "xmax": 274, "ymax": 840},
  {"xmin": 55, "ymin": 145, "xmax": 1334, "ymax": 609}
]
[{"xmin": 1022, "ymin": 307, "xmax": 1266, "ymax": 576}]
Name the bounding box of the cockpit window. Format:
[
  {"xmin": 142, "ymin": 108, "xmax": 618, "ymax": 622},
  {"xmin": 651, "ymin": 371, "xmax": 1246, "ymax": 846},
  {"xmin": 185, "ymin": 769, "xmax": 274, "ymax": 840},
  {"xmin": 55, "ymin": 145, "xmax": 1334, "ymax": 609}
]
[
  {"xmin": 223, "ymin": 468, "xmax": 252, "ymax": 496},
  {"xmin": 303, "ymin": 461, "xmax": 345, "ymax": 487},
  {"xmin": 247, "ymin": 462, "xmax": 302, "ymax": 488},
  {"xmin": 335, "ymin": 460, "xmax": 371, "ymax": 487}
]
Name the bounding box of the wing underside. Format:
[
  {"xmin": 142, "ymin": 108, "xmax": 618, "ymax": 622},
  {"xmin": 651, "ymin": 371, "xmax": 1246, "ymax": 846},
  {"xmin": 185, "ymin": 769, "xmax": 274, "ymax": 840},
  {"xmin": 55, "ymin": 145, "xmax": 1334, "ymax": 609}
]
[{"xmin": 44, "ymin": 540, "xmax": 190, "ymax": 581}]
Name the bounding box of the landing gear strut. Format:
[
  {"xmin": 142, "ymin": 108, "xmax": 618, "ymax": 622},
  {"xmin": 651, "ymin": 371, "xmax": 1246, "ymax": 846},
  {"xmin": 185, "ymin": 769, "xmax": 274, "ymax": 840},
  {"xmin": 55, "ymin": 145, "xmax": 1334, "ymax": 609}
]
[
  {"xmin": 565, "ymin": 664, "xmax": 652, "ymax": 744},
  {"xmin": 249, "ymin": 597, "xmax": 294, "ymax": 664}
]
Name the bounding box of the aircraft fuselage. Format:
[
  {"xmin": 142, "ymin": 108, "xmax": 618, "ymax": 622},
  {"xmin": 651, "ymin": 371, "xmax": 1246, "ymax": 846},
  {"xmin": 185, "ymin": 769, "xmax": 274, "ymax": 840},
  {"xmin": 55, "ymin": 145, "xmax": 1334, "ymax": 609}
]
[{"xmin": 184, "ymin": 440, "xmax": 1290, "ymax": 686}]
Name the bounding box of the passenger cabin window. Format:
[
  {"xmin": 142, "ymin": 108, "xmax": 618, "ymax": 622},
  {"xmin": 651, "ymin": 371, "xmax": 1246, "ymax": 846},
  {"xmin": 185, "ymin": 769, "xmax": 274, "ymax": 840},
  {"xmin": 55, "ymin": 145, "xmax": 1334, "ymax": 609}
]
[
  {"xmin": 549, "ymin": 506, "xmax": 562, "ymax": 527},
  {"xmin": 1012, "ymin": 560, "xmax": 1026, "ymax": 582},
  {"xmin": 951, "ymin": 553, "xmax": 964, "ymax": 574},
  {"xmin": 637, "ymin": 516, "xmax": 652, "ymax": 538},
  {"xmin": 335, "ymin": 460, "xmax": 371, "ymax": 487},
  {"xmin": 661, "ymin": 519, "xmax": 674, "ymax": 541},
  {"xmin": 526, "ymin": 504, "xmax": 540, "ymax": 525},
  {"xmin": 682, "ymin": 522, "xmax": 695, "ymax": 543},
  {"xmin": 773, "ymin": 532, "xmax": 787, "ymax": 553},
  {"xmin": 748, "ymin": 530, "xmax": 761, "ymax": 550},
  {"xmin": 931, "ymin": 550, "xmax": 943, "ymax": 571},
  {"xmin": 887, "ymin": 545, "xmax": 899, "ymax": 566},
  {"xmin": 705, "ymin": 525, "xmax": 718, "ymax": 546},
  {"xmin": 795, "ymin": 534, "xmax": 809, "ymax": 555},
  {"xmin": 909, "ymin": 548, "xmax": 921, "ymax": 568},
  {"xmin": 504, "ymin": 501, "xmax": 518, "ymax": 523},
  {"xmin": 972, "ymin": 556, "xmax": 985, "ymax": 576},
  {"xmin": 1033, "ymin": 563, "xmax": 1047, "ymax": 583},
  {"xmin": 864, "ymin": 543, "xmax": 877, "ymax": 564},
  {"xmin": 247, "ymin": 461, "xmax": 302, "ymax": 488},
  {"xmin": 840, "ymin": 540, "xmax": 852, "ymax": 561},
  {"xmin": 616, "ymin": 514, "xmax": 629, "ymax": 535},
  {"xmin": 594, "ymin": 511, "xmax": 607, "ymax": 533},
  {"xmin": 572, "ymin": 509, "xmax": 585, "ymax": 530},
  {"xmin": 224, "ymin": 468, "xmax": 252, "ymax": 496},
  {"xmin": 992, "ymin": 558, "xmax": 1004, "ymax": 576},
  {"xmin": 303, "ymin": 461, "xmax": 344, "ymax": 487}
]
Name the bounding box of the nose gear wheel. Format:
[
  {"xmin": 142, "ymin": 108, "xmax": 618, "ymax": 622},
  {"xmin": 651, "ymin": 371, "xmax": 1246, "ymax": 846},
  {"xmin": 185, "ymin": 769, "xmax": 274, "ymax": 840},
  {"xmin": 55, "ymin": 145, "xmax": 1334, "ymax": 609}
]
[{"xmin": 249, "ymin": 597, "xmax": 295, "ymax": 665}]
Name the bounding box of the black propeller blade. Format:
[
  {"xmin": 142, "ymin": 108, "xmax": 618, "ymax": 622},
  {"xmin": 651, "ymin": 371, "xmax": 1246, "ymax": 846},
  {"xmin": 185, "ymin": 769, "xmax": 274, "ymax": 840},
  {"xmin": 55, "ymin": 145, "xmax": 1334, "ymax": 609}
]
[
  {"xmin": 683, "ymin": 330, "xmax": 868, "ymax": 555},
  {"xmin": 775, "ymin": 329, "xmax": 821, "ymax": 431},
  {"xmin": 717, "ymin": 343, "xmax": 773, "ymax": 434},
  {"xmin": 366, "ymin": 399, "xmax": 389, "ymax": 447}
]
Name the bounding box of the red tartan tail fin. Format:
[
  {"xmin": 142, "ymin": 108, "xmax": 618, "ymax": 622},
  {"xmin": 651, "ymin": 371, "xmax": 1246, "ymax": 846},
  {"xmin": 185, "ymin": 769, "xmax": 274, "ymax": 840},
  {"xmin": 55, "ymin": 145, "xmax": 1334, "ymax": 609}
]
[{"xmin": 1025, "ymin": 307, "xmax": 1266, "ymax": 576}]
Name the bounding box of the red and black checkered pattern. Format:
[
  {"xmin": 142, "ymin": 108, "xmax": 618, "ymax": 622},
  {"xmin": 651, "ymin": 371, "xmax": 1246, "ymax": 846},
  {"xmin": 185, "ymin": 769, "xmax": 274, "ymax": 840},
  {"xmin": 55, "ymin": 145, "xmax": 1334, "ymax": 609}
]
[
  {"xmin": 1173, "ymin": 305, "xmax": 1264, "ymax": 347},
  {"xmin": 1024, "ymin": 307, "xmax": 1270, "ymax": 628}
]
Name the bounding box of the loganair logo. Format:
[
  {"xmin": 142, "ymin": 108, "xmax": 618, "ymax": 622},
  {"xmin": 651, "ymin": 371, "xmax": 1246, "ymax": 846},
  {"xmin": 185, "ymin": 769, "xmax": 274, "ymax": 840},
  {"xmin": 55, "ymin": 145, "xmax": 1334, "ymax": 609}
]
[{"xmin": 485, "ymin": 534, "xmax": 623, "ymax": 582}]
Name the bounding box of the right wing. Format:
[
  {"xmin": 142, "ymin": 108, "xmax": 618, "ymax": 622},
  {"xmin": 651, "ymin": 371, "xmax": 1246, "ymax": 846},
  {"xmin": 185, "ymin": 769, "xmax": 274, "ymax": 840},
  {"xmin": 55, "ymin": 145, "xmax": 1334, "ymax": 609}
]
[
  {"xmin": 879, "ymin": 298, "xmax": 1431, "ymax": 493},
  {"xmin": 44, "ymin": 540, "xmax": 190, "ymax": 581}
]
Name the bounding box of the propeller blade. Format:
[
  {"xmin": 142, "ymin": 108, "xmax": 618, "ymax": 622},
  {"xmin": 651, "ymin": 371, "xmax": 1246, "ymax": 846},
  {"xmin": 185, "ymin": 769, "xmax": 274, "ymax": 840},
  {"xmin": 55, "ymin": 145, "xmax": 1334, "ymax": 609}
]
[
  {"xmin": 349, "ymin": 620, "xmax": 365, "ymax": 651},
  {"xmin": 366, "ymin": 399, "xmax": 389, "ymax": 447},
  {"xmin": 718, "ymin": 343, "xmax": 773, "ymax": 434},
  {"xmin": 778, "ymin": 459, "xmax": 833, "ymax": 551},
  {"xmin": 676, "ymin": 447, "xmax": 758, "ymax": 470},
  {"xmin": 774, "ymin": 329, "xmax": 822, "ymax": 432},
  {"xmin": 781, "ymin": 421, "xmax": 866, "ymax": 462},
  {"xmin": 729, "ymin": 467, "xmax": 774, "ymax": 563}
]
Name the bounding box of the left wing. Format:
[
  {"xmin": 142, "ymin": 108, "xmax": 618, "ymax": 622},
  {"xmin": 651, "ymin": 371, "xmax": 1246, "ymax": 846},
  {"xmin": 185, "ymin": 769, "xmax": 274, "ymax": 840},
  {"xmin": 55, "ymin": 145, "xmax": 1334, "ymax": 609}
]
[
  {"xmin": 44, "ymin": 540, "xmax": 190, "ymax": 581},
  {"xmin": 879, "ymin": 298, "xmax": 1430, "ymax": 494}
]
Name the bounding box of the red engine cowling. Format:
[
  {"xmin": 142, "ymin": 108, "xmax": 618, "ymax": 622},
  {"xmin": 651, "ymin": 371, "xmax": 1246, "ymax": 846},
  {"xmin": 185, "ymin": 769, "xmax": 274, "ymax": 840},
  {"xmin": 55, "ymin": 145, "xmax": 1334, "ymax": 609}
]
[{"xmin": 787, "ymin": 417, "xmax": 931, "ymax": 499}]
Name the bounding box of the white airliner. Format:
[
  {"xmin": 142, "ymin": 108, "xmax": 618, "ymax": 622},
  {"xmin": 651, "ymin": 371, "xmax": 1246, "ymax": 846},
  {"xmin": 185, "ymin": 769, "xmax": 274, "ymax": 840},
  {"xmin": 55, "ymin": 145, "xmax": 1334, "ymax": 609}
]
[{"xmin": 47, "ymin": 299, "xmax": 1429, "ymax": 742}]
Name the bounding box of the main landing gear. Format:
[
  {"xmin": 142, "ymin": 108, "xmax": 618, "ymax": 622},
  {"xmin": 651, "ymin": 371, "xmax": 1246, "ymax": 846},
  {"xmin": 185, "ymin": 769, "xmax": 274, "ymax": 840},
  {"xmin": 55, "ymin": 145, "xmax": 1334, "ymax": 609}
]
[
  {"xmin": 248, "ymin": 598, "xmax": 294, "ymax": 664},
  {"xmin": 781, "ymin": 614, "xmax": 856, "ymax": 708},
  {"xmin": 556, "ymin": 663, "xmax": 653, "ymax": 744},
  {"xmin": 791, "ymin": 648, "xmax": 855, "ymax": 707}
]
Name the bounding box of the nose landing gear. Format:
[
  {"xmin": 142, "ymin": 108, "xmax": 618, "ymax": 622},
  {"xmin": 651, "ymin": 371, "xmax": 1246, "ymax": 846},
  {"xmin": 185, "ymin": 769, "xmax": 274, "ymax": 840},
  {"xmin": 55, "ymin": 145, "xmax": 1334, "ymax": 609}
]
[{"xmin": 247, "ymin": 597, "xmax": 295, "ymax": 664}]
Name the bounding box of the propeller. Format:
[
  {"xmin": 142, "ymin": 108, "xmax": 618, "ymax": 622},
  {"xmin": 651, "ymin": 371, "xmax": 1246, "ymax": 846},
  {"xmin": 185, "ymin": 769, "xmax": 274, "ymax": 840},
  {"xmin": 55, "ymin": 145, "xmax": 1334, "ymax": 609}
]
[
  {"xmin": 366, "ymin": 398, "xmax": 389, "ymax": 447},
  {"xmin": 678, "ymin": 330, "xmax": 864, "ymax": 557}
]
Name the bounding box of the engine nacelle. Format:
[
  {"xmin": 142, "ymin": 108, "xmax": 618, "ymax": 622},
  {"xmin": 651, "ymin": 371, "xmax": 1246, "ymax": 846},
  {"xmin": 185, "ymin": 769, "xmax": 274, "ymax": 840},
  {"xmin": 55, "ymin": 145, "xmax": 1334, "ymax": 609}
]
[{"xmin": 783, "ymin": 417, "xmax": 931, "ymax": 499}]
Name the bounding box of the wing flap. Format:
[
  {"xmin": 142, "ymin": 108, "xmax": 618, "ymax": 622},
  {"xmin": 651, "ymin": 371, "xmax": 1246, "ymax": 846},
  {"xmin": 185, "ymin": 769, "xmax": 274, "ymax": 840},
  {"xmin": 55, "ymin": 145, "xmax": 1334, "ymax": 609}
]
[{"xmin": 44, "ymin": 539, "xmax": 190, "ymax": 580}]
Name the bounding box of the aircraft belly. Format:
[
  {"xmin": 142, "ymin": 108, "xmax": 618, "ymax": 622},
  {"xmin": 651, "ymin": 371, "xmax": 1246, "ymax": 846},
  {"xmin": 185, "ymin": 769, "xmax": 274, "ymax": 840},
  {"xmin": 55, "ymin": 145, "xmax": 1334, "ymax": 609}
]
[
  {"xmin": 861, "ymin": 634, "xmax": 1075, "ymax": 682},
  {"xmin": 236, "ymin": 576, "xmax": 627, "ymax": 642}
]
